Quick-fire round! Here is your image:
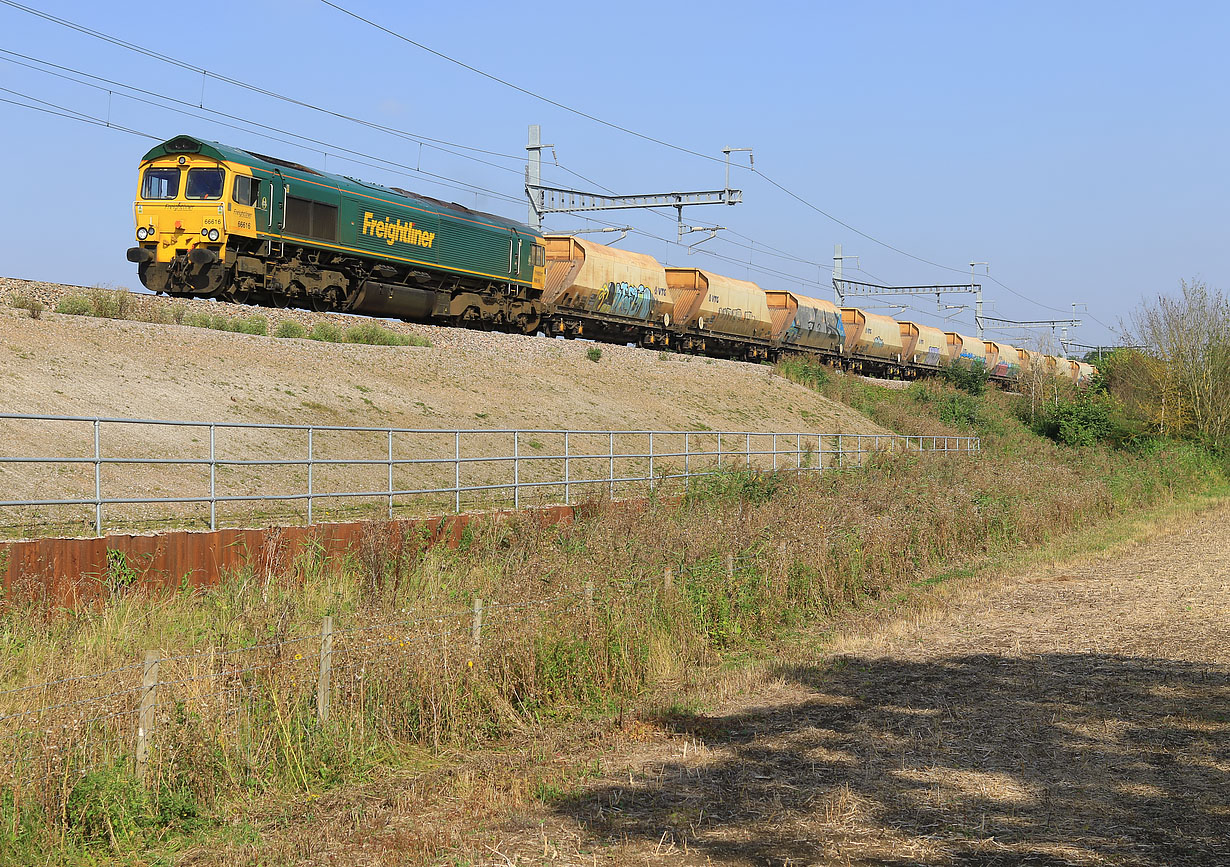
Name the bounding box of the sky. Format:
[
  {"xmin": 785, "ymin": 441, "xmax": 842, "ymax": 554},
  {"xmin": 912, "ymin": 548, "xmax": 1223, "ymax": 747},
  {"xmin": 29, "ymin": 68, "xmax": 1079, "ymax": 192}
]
[{"xmin": 1, "ymin": 0, "xmax": 1227, "ymax": 351}]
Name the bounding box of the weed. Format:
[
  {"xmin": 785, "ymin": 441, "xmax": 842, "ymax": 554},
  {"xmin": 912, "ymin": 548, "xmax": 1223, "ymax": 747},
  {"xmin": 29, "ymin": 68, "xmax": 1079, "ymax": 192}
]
[
  {"xmin": 10, "ymin": 294, "xmax": 44, "ymax": 319},
  {"xmin": 274, "ymin": 320, "xmax": 308, "ymax": 339},
  {"xmin": 308, "ymin": 322, "xmax": 345, "ymax": 343},
  {"xmin": 938, "ymin": 359, "xmax": 990, "ymax": 395},
  {"xmin": 55, "ymin": 294, "xmax": 94, "ymax": 316},
  {"xmin": 586, "ymin": 347, "xmax": 602, "ymax": 363}
]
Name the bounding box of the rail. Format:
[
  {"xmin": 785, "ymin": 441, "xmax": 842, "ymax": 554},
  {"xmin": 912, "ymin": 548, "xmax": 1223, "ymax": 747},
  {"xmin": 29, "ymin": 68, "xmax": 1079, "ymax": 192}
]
[{"xmin": 0, "ymin": 413, "xmax": 980, "ymax": 539}]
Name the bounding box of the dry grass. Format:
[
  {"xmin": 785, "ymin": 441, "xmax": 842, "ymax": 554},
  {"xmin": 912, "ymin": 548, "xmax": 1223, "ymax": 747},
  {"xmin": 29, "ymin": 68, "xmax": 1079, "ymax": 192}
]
[{"xmin": 0, "ymin": 367, "xmax": 1225, "ymax": 864}]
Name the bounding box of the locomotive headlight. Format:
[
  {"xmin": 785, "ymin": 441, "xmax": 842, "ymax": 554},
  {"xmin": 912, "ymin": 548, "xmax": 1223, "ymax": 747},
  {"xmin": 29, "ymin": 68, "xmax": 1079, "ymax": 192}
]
[
  {"xmin": 207, "ymin": 228, "xmax": 220, "ymax": 241},
  {"xmin": 136, "ymin": 227, "xmax": 148, "ymax": 240},
  {"xmin": 201, "ymin": 228, "xmax": 209, "ymax": 236}
]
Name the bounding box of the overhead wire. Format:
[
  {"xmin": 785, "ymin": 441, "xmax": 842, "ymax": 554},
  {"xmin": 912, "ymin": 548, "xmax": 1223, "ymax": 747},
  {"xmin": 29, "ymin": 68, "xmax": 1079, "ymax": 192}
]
[
  {"xmin": 0, "ymin": 0, "xmax": 1108, "ymax": 336},
  {"xmin": 0, "ymin": 0, "xmax": 527, "ymax": 166},
  {"xmin": 0, "ymin": 67, "xmax": 528, "ymax": 208},
  {"xmin": 1, "ymin": 0, "xmax": 1095, "ymax": 331}
]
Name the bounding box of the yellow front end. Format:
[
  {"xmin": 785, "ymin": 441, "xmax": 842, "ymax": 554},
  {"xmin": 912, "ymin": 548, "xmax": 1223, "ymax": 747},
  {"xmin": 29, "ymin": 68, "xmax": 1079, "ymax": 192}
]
[
  {"xmin": 132, "ymin": 153, "xmax": 233, "ymax": 263},
  {"xmin": 128, "ymin": 155, "xmax": 258, "ymax": 296}
]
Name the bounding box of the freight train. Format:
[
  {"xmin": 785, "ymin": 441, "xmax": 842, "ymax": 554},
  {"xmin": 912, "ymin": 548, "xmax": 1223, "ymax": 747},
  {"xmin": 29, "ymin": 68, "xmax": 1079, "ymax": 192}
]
[{"xmin": 126, "ymin": 135, "xmax": 1094, "ymax": 386}]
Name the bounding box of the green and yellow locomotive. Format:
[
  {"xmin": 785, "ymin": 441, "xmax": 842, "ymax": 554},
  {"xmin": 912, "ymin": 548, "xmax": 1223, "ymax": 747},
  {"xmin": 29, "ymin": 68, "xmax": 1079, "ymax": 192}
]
[{"xmin": 127, "ymin": 135, "xmax": 546, "ymax": 331}]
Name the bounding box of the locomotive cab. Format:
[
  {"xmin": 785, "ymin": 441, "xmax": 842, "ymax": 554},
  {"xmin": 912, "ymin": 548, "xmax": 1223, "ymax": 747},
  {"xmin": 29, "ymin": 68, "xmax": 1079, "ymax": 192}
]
[{"xmin": 127, "ymin": 136, "xmax": 258, "ymax": 296}]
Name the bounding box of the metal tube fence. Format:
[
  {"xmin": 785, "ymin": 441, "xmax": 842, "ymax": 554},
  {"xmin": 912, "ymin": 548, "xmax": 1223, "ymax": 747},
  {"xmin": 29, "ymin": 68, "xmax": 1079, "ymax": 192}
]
[{"xmin": 0, "ymin": 413, "xmax": 980, "ymax": 540}]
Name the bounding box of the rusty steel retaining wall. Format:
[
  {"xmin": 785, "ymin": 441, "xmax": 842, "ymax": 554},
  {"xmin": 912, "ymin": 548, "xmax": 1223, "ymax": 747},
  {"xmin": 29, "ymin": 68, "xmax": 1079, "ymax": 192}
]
[{"xmin": 0, "ymin": 501, "xmax": 607, "ymax": 610}]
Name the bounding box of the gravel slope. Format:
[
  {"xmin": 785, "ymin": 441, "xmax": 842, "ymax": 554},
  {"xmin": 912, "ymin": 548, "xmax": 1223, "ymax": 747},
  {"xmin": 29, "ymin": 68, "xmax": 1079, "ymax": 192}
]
[{"xmin": 0, "ymin": 278, "xmax": 882, "ymax": 433}]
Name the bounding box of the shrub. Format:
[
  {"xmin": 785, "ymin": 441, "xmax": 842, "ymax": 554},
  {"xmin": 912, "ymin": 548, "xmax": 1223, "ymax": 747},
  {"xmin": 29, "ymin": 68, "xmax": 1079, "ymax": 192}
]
[
  {"xmin": 308, "ymin": 322, "xmax": 345, "ymax": 343},
  {"xmin": 232, "ymin": 315, "xmax": 267, "ymax": 336},
  {"xmin": 907, "ymin": 380, "xmax": 983, "ymax": 429},
  {"xmin": 776, "ymin": 354, "xmax": 830, "ymax": 390},
  {"xmin": 55, "ymin": 295, "xmax": 93, "ymax": 316},
  {"xmin": 10, "ymin": 295, "xmax": 43, "ymax": 319},
  {"xmin": 1035, "ymin": 392, "xmax": 1120, "ymax": 447},
  {"xmin": 274, "ymin": 320, "xmax": 307, "ymax": 339},
  {"xmin": 586, "ymin": 346, "xmax": 602, "ymax": 363},
  {"xmin": 89, "ymin": 288, "xmax": 130, "ymax": 320},
  {"xmin": 170, "ymin": 303, "xmax": 187, "ymax": 325},
  {"xmin": 343, "ymin": 321, "xmax": 428, "ymax": 346},
  {"xmin": 939, "ymin": 359, "xmax": 989, "ymax": 395}
]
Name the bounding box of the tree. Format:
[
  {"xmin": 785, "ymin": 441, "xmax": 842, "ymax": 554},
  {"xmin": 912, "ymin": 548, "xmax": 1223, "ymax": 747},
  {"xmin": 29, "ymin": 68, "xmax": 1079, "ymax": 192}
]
[{"xmin": 1123, "ymin": 280, "xmax": 1230, "ymax": 445}]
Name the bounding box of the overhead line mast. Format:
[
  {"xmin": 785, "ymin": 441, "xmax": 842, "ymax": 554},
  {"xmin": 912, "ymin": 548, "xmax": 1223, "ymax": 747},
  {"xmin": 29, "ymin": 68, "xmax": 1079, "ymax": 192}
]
[{"xmin": 525, "ymin": 124, "xmax": 748, "ymax": 244}]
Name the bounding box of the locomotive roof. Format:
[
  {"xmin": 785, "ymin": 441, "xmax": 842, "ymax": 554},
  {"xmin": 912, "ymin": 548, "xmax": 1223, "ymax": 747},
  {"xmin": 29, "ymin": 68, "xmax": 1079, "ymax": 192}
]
[{"xmin": 141, "ymin": 135, "xmax": 539, "ymax": 235}]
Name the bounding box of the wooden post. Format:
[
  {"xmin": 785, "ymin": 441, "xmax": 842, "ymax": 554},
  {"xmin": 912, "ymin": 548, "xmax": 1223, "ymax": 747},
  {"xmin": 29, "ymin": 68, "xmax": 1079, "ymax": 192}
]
[
  {"xmin": 663, "ymin": 567, "xmax": 674, "ymax": 593},
  {"xmin": 317, "ymin": 616, "xmax": 333, "ymax": 724},
  {"xmin": 726, "ymin": 553, "xmax": 735, "ymax": 579},
  {"xmin": 584, "ymin": 579, "xmax": 594, "ymax": 631},
  {"xmin": 135, "ymin": 649, "xmax": 158, "ymax": 782},
  {"xmin": 472, "ymin": 597, "xmax": 483, "ymax": 648}
]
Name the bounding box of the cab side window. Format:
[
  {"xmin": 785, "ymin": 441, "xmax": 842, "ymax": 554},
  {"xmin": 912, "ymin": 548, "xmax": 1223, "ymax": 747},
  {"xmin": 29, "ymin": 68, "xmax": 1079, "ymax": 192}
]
[
  {"xmin": 232, "ymin": 175, "xmax": 259, "ymax": 207},
  {"xmin": 531, "ymin": 245, "xmax": 545, "ymax": 267}
]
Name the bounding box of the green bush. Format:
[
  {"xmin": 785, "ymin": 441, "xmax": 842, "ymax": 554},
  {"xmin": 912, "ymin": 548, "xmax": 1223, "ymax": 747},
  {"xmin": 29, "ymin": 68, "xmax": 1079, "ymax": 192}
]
[
  {"xmin": 89, "ymin": 288, "xmax": 130, "ymax": 320},
  {"xmin": 908, "ymin": 381, "xmax": 984, "ymax": 429},
  {"xmin": 1035, "ymin": 392, "xmax": 1120, "ymax": 447},
  {"xmin": 343, "ymin": 321, "xmax": 428, "ymax": 346},
  {"xmin": 308, "ymin": 322, "xmax": 345, "ymax": 343},
  {"xmin": 55, "ymin": 295, "xmax": 94, "ymax": 316},
  {"xmin": 938, "ymin": 359, "xmax": 989, "ymax": 395},
  {"xmin": 274, "ymin": 320, "xmax": 307, "ymax": 339},
  {"xmin": 10, "ymin": 294, "xmax": 44, "ymax": 319},
  {"xmin": 586, "ymin": 346, "xmax": 602, "ymax": 363},
  {"xmin": 231, "ymin": 315, "xmax": 267, "ymax": 336},
  {"xmin": 777, "ymin": 355, "xmax": 830, "ymax": 390}
]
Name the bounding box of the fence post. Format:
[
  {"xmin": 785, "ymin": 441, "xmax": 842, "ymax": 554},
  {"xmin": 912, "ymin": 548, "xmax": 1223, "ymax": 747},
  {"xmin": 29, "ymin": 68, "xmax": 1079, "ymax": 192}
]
[
  {"xmin": 717, "ymin": 432, "xmax": 723, "ymax": 469},
  {"xmin": 208, "ymin": 424, "xmax": 217, "ymax": 531},
  {"xmin": 796, "ymin": 433, "xmax": 801, "ymax": 472},
  {"xmin": 648, "ymin": 432, "xmax": 655, "ymax": 492},
  {"xmin": 838, "ymin": 434, "xmax": 844, "ymax": 469},
  {"xmin": 608, "ymin": 432, "xmax": 614, "ymax": 499},
  {"xmin": 306, "ymin": 427, "xmax": 314, "ymax": 526},
  {"xmin": 135, "ymin": 649, "xmax": 158, "ymax": 782},
  {"xmin": 454, "ymin": 431, "xmax": 461, "ymax": 512},
  {"xmin": 726, "ymin": 553, "xmax": 734, "ymax": 580},
  {"xmin": 317, "ymin": 615, "xmax": 333, "ymax": 724},
  {"xmin": 387, "ymin": 430, "xmax": 394, "ymax": 520},
  {"xmin": 684, "ymin": 432, "xmax": 690, "ymax": 479},
  {"xmin": 772, "ymin": 434, "xmax": 778, "ymax": 471},
  {"xmin": 564, "ymin": 431, "xmax": 571, "ymax": 504},
  {"xmin": 93, "ymin": 419, "xmax": 102, "ymax": 536},
  {"xmin": 513, "ymin": 432, "xmax": 520, "ymax": 510},
  {"xmin": 585, "ymin": 578, "xmax": 594, "ymax": 629},
  {"xmin": 471, "ymin": 597, "xmax": 483, "ymax": 648},
  {"xmin": 664, "ymin": 566, "xmax": 674, "ymax": 594},
  {"xmin": 745, "ymin": 432, "xmax": 751, "ymax": 469}
]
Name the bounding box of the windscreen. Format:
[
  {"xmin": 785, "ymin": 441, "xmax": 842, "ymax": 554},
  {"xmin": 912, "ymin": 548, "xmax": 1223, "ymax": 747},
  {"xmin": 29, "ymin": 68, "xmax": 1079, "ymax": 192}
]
[
  {"xmin": 185, "ymin": 168, "xmax": 224, "ymax": 200},
  {"xmin": 141, "ymin": 167, "xmax": 180, "ymax": 200}
]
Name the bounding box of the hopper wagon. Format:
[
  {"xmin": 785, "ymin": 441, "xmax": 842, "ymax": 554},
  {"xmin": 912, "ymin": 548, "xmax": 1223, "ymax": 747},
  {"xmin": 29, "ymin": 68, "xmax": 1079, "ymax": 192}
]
[
  {"xmin": 900, "ymin": 322, "xmax": 949, "ymax": 371},
  {"xmin": 840, "ymin": 308, "xmax": 908, "ymax": 376}
]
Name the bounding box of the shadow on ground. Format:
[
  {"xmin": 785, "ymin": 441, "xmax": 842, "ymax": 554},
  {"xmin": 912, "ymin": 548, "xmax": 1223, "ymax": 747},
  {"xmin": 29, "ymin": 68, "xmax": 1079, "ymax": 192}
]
[{"xmin": 553, "ymin": 653, "xmax": 1230, "ymax": 865}]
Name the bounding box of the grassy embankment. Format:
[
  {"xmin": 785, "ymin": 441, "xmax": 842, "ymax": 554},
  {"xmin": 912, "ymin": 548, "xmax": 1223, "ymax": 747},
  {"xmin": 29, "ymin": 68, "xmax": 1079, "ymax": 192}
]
[
  {"xmin": 0, "ymin": 359, "xmax": 1224, "ymax": 864},
  {"xmin": 9, "ymin": 287, "xmax": 428, "ymax": 346}
]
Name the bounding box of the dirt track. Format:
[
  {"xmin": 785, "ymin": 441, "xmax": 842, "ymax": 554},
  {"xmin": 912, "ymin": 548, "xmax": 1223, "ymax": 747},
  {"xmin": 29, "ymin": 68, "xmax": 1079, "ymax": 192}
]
[
  {"xmin": 492, "ymin": 504, "xmax": 1227, "ymax": 867},
  {"xmin": 258, "ymin": 500, "xmax": 1228, "ymax": 867}
]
